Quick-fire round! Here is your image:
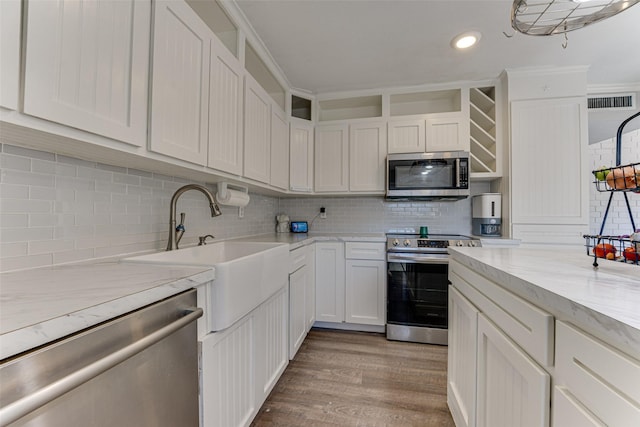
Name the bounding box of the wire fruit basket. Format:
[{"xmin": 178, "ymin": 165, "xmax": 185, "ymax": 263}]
[
  {"xmin": 584, "ymin": 235, "xmax": 640, "ymax": 266},
  {"xmin": 583, "ymin": 111, "xmax": 639, "ymax": 268}
]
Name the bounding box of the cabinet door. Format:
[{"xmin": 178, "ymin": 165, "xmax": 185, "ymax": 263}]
[
  {"xmin": 345, "ymin": 260, "xmax": 386, "ymax": 325},
  {"xmin": 552, "ymin": 386, "xmax": 606, "ymax": 427},
  {"xmin": 270, "ymin": 107, "xmax": 290, "ymax": 190},
  {"xmin": 426, "ymin": 116, "xmax": 467, "ymax": 152},
  {"xmin": 315, "ymin": 124, "xmax": 349, "ymax": 192},
  {"xmin": 24, "ymin": 0, "xmax": 150, "ymax": 146},
  {"xmin": 510, "ymin": 98, "xmax": 588, "ymax": 228},
  {"xmin": 315, "ymin": 242, "xmax": 346, "ymax": 323},
  {"xmin": 256, "ymin": 287, "xmax": 288, "ymax": 404},
  {"xmin": 201, "ymin": 314, "xmax": 256, "ymax": 427},
  {"xmin": 208, "ymin": 39, "xmax": 243, "ymax": 175},
  {"xmin": 447, "ymin": 287, "xmax": 479, "ymax": 427},
  {"xmin": 476, "ymin": 314, "xmax": 550, "ymax": 427},
  {"xmin": 150, "ymin": 0, "xmax": 209, "ymax": 164},
  {"xmin": 289, "ymin": 120, "xmax": 314, "ymax": 192},
  {"xmin": 306, "ymin": 245, "xmax": 316, "ymax": 332},
  {"xmin": 289, "ymin": 265, "xmax": 308, "ymax": 359},
  {"xmin": 244, "ymin": 75, "xmax": 271, "ymax": 183},
  {"xmin": 350, "ymin": 122, "xmax": 387, "ymax": 192},
  {"xmin": 0, "ymin": 0, "xmax": 20, "ymax": 110},
  {"xmin": 387, "ymin": 119, "xmax": 425, "ymax": 153}
]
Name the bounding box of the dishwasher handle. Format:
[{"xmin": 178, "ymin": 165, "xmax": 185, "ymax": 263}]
[{"xmin": 0, "ymin": 307, "xmax": 203, "ymax": 426}]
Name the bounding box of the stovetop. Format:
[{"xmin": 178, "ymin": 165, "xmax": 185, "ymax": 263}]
[{"xmin": 386, "ymin": 233, "xmax": 481, "ymax": 252}]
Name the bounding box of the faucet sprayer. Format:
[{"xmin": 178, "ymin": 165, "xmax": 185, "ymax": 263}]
[{"xmin": 166, "ymin": 184, "xmax": 221, "ymax": 251}]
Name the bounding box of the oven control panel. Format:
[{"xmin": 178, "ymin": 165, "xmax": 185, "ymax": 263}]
[{"xmin": 417, "ymin": 239, "xmax": 448, "ymax": 248}]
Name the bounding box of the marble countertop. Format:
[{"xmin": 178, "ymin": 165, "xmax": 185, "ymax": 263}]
[
  {"xmin": 0, "ymin": 262, "xmax": 213, "ymax": 360},
  {"xmin": 449, "ymin": 246, "xmax": 640, "ymax": 356}
]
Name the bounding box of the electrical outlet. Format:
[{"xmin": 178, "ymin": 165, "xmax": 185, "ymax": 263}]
[{"xmin": 320, "ymin": 207, "xmax": 327, "ymax": 219}]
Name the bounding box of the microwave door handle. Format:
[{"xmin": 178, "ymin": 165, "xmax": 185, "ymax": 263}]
[{"xmin": 455, "ymin": 158, "xmax": 461, "ymax": 187}]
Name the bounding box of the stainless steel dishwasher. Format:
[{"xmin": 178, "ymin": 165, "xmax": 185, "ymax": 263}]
[{"xmin": 0, "ymin": 289, "xmax": 202, "ymax": 427}]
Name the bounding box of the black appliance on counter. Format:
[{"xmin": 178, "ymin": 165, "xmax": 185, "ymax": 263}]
[{"xmin": 386, "ymin": 232, "xmax": 480, "ymax": 345}]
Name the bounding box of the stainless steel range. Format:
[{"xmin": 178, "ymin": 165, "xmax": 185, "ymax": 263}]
[{"xmin": 386, "ymin": 232, "xmax": 480, "ymax": 345}]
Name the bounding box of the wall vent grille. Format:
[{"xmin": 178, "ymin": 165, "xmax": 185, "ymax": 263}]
[{"xmin": 587, "ymin": 93, "xmax": 636, "ymax": 110}]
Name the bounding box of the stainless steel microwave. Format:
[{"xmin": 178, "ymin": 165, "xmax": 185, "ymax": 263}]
[{"xmin": 386, "ymin": 151, "xmax": 470, "ymax": 200}]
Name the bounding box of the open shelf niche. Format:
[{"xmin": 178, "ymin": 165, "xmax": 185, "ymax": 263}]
[{"xmin": 469, "ymin": 87, "xmax": 497, "ymax": 174}]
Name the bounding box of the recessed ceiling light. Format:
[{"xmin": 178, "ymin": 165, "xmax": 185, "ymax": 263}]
[{"xmin": 451, "ymin": 31, "xmax": 482, "ymax": 50}]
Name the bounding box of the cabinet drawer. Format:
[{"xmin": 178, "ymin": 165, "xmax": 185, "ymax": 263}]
[
  {"xmin": 289, "ymin": 245, "xmax": 310, "ymax": 274},
  {"xmin": 552, "ymin": 386, "xmax": 605, "ymax": 427},
  {"xmin": 345, "ymin": 242, "xmax": 385, "ymax": 260},
  {"xmin": 555, "ymin": 321, "xmax": 640, "ymax": 427},
  {"xmin": 449, "ymin": 259, "xmax": 554, "ymax": 367}
]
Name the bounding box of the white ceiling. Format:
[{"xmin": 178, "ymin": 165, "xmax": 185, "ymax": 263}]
[{"xmin": 234, "ymin": 0, "xmax": 640, "ymax": 94}]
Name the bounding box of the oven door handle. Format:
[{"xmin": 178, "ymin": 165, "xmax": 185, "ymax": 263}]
[{"xmin": 387, "ymin": 253, "xmax": 449, "ymax": 264}]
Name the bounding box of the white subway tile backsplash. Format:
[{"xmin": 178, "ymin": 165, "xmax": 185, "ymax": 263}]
[
  {"xmin": 1, "ymin": 214, "xmax": 28, "ymax": 228},
  {"xmin": 29, "ymin": 239, "xmax": 75, "ymax": 255},
  {"xmin": 1, "ymin": 154, "xmax": 31, "ymax": 171},
  {"xmin": 0, "ymin": 184, "xmax": 29, "ymax": 199},
  {"xmin": 1, "ymin": 242, "xmax": 28, "ymax": 258},
  {"xmin": 2, "ymin": 169, "xmax": 55, "ymax": 187},
  {"xmin": 2, "ymin": 144, "xmax": 55, "ymax": 161},
  {"xmin": 0, "ymin": 227, "xmax": 54, "ymax": 242}
]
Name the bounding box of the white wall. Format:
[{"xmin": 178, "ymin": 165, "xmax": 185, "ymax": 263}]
[
  {"xmin": 588, "ymin": 129, "xmax": 640, "ymax": 236},
  {"xmin": 0, "ymin": 143, "xmax": 279, "ymax": 272}
]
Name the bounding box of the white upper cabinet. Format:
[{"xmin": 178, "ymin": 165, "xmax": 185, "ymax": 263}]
[
  {"xmin": 349, "ymin": 122, "xmax": 387, "ymax": 192},
  {"xmin": 0, "ymin": 0, "xmax": 20, "ymax": 110},
  {"xmin": 208, "ymin": 39, "xmax": 244, "ymax": 175},
  {"xmin": 387, "ymin": 119, "xmax": 426, "ymax": 153},
  {"xmin": 23, "ymin": 0, "xmax": 151, "ymax": 146},
  {"xmin": 315, "ymin": 124, "xmax": 349, "ymax": 192},
  {"xmin": 270, "ymin": 107, "xmax": 290, "ymax": 190},
  {"xmin": 289, "ymin": 119, "xmax": 314, "ymax": 192},
  {"xmin": 150, "ymin": 0, "xmax": 210, "ymax": 164},
  {"xmin": 244, "ymin": 74, "xmax": 272, "ymax": 184},
  {"xmin": 388, "ymin": 116, "xmax": 465, "ymax": 153},
  {"xmin": 426, "ymin": 116, "xmax": 465, "ymax": 152}
]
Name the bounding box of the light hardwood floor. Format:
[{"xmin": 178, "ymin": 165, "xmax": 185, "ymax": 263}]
[{"xmin": 251, "ymin": 328, "xmax": 456, "ymax": 426}]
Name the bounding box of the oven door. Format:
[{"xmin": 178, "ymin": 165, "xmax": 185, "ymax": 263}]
[{"xmin": 386, "ymin": 254, "xmax": 450, "ymax": 345}]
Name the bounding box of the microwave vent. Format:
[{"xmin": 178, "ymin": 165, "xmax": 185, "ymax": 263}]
[{"xmin": 587, "ymin": 93, "xmax": 635, "ymax": 111}]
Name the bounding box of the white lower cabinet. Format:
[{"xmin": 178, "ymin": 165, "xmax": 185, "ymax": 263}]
[
  {"xmin": 448, "ymin": 259, "xmax": 552, "ymax": 427},
  {"xmin": 448, "ymin": 287, "xmax": 478, "ymax": 427},
  {"xmin": 200, "ymin": 286, "xmax": 288, "ymax": 427},
  {"xmin": 344, "ymin": 259, "xmax": 386, "ymax": 325},
  {"xmin": 289, "ymin": 264, "xmax": 307, "ymax": 358},
  {"xmin": 552, "ymin": 321, "xmax": 640, "ymax": 427},
  {"xmin": 200, "ymin": 312, "xmax": 255, "ymax": 427},
  {"xmin": 316, "ymin": 242, "xmax": 386, "ymax": 328},
  {"xmin": 476, "ymin": 314, "xmax": 550, "ymax": 427},
  {"xmin": 315, "ymin": 242, "xmax": 346, "ymax": 323},
  {"xmin": 289, "ymin": 245, "xmax": 315, "ymax": 359},
  {"xmin": 449, "ymin": 257, "xmax": 640, "ymax": 427}
]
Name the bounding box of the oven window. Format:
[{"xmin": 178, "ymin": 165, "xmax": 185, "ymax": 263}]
[{"xmin": 387, "ymin": 262, "xmax": 449, "ymax": 329}]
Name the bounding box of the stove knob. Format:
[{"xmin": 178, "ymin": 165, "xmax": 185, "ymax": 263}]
[
  {"xmin": 403, "ymin": 239, "xmax": 411, "ymax": 247},
  {"xmin": 392, "ymin": 239, "xmax": 399, "ymax": 247},
  {"xmin": 456, "ymin": 241, "xmax": 464, "ymax": 247},
  {"xmin": 469, "ymin": 241, "xmax": 477, "ymax": 247}
]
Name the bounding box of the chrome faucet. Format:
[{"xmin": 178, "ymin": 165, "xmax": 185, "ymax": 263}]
[{"xmin": 166, "ymin": 184, "xmax": 222, "ymax": 251}]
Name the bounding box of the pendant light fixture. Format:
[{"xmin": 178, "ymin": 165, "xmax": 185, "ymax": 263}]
[{"xmin": 511, "ymin": 0, "xmax": 640, "ymax": 36}]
